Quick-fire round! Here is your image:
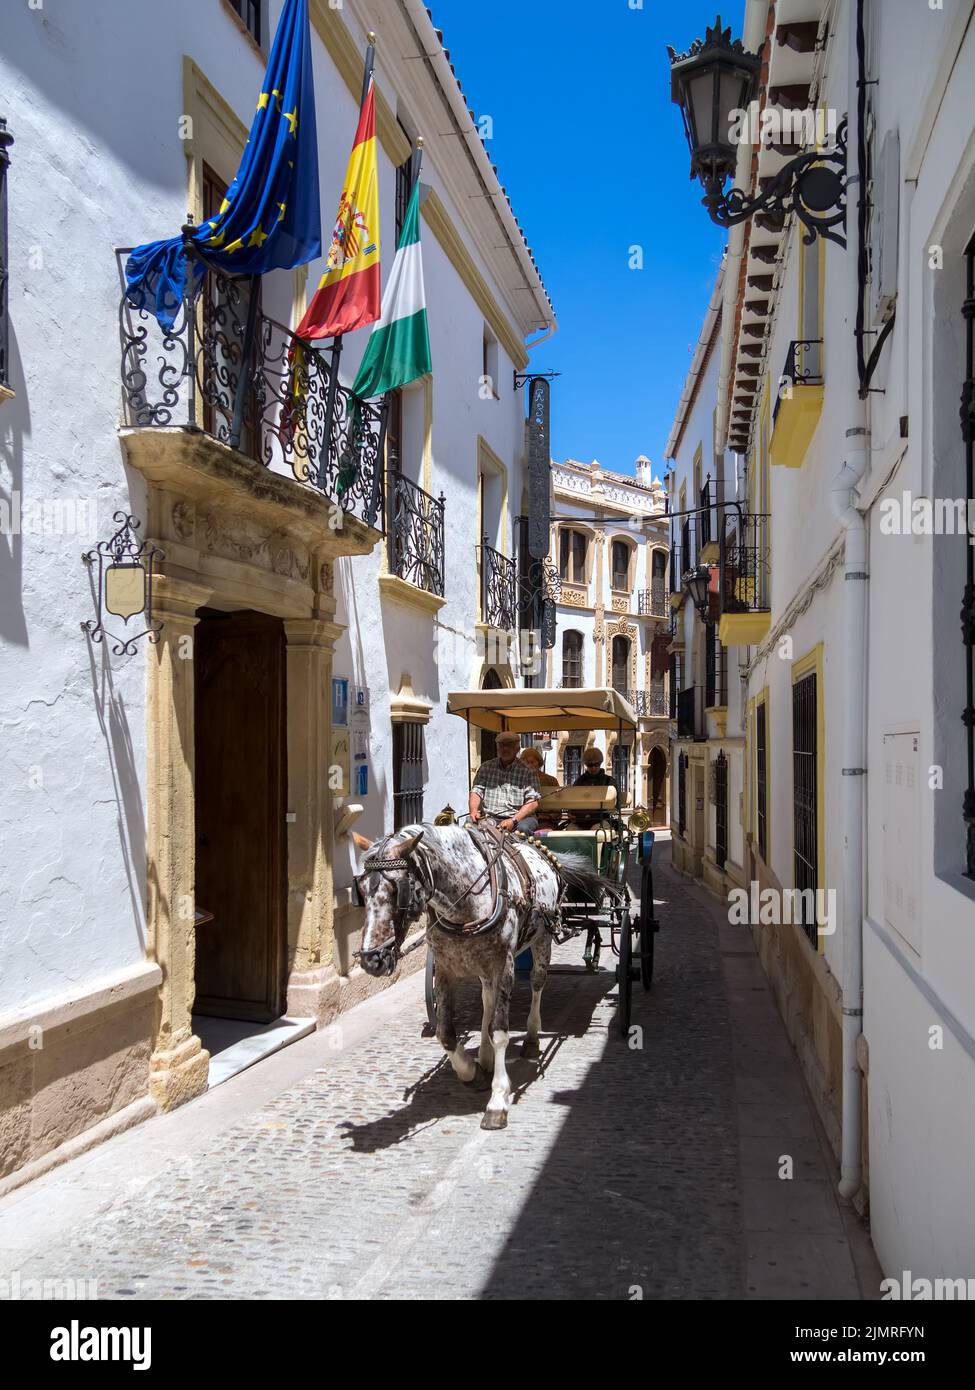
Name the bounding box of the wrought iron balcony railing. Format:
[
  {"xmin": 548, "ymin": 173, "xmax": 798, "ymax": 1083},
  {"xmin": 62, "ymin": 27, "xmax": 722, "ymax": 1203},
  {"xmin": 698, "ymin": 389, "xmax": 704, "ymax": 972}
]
[
  {"xmin": 558, "ymin": 676, "xmax": 584, "ymax": 689},
  {"xmin": 0, "ymin": 119, "xmax": 11, "ymax": 392},
  {"xmin": 117, "ymin": 253, "xmax": 386, "ymax": 529},
  {"xmin": 388, "ymin": 467, "xmax": 445, "ymax": 596},
  {"xmin": 638, "ymin": 579, "xmax": 668, "ymax": 617},
  {"xmin": 773, "ymin": 339, "xmax": 824, "ymax": 423},
  {"xmin": 628, "ymin": 687, "xmax": 668, "ymax": 718},
  {"xmin": 677, "ymin": 685, "xmax": 706, "ymax": 739},
  {"xmin": 718, "ymin": 511, "xmax": 771, "ymax": 616},
  {"xmin": 479, "ymin": 540, "xmax": 516, "ymax": 629}
]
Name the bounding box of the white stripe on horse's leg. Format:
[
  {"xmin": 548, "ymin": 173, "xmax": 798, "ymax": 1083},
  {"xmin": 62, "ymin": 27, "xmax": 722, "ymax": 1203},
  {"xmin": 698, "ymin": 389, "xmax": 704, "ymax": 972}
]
[
  {"xmin": 478, "ymin": 980, "xmax": 495, "ymax": 1071},
  {"xmin": 482, "ymin": 1029, "xmax": 510, "ymax": 1128}
]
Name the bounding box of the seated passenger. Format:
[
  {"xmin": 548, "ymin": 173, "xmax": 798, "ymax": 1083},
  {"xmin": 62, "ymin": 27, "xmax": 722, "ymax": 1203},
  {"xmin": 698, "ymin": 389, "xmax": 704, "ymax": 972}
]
[
  {"xmin": 570, "ymin": 748, "xmax": 615, "ymax": 829},
  {"xmin": 519, "ymin": 745, "xmax": 560, "ymax": 831}
]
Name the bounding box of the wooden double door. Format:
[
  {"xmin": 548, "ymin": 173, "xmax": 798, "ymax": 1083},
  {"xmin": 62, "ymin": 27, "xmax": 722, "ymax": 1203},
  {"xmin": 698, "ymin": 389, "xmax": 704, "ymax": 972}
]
[{"xmin": 194, "ymin": 608, "xmax": 287, "ymax": 1022}]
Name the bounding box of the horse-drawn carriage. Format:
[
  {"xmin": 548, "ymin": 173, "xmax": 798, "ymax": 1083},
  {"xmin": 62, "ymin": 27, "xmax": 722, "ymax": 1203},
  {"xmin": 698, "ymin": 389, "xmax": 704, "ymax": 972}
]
[
  {"xmin": 441, "ymin": 686, "xmax": 659, "ymax": 1038},
  {"xmin": 353, "ymin": 687, "xmax": 660, "ymax": 1129}
]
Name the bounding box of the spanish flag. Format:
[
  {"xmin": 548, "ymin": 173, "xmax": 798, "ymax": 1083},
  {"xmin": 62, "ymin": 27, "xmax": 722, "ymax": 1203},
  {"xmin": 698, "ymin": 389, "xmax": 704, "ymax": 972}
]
[{"xmin": 296, "ymin": 77, "xmax": 380, "ymax": 341}]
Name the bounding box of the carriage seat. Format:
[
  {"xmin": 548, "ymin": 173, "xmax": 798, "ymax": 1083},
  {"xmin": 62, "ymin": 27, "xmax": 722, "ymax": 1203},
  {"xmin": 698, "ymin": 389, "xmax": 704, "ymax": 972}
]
[{"xmin": 536, "ymin": 785, "xmax": 617, "ymax": 823}]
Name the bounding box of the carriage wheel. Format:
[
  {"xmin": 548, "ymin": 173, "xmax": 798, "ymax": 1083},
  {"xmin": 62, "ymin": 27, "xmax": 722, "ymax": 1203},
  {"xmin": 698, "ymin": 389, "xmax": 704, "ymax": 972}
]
[
  {"xmin": 616, "ymin": 910, "xmax": 633, "ymax": 1038},
  {"xmin": 424, "ymin": 948, "xmax": 437, "ymax": 1031},
  {"xmin": 640, "ymin": 863, "xmax": 655, "ymax": 991}
]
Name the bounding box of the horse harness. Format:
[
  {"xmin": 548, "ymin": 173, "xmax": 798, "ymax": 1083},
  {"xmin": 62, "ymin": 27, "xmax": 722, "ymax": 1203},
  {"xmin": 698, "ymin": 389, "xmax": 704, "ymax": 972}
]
[{"xmin": 356, "ymin": 827, "xmax": 556, "ymax": 941}]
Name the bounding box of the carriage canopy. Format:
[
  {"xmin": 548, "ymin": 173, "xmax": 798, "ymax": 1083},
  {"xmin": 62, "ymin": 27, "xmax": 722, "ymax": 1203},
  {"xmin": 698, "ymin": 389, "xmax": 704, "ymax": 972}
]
[{"xmin": 446, "ymin": 687, "xmax": 639, "ymax": 734}]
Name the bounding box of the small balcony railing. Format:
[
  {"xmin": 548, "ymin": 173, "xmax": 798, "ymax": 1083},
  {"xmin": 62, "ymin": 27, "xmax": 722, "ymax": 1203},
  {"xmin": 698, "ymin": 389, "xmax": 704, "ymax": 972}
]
[
  {"xmin": 632, "ymin": 686, "xmax": 667, "ymax": 718},
  {"xmin": 117, "ymin": 254, "xmax": 386, "ymax": 529},
  {"xmin": 773, "ymin": 339, "xmax": 824, "ymax": 423},
  {"xmin": 559, "ymin": 676, "xmax": 584, "ymax": 689},
  {"xmin": 638, "ymin": 580, "xmax": 668, "ymax": 617},
  {"xmin": 479, "ymin": 540, "xmax": 516, "ymax": 629},
  {"xmin": 718, "ymin": 511, "xmax": 770, "ymax": 617},
  {"xmin": 677, "ymin": 685, "xmax": 705, "ymax": 739},
  {"xmin": 388, "ymin": 468, "xmax": 445, "ymax": 596}
]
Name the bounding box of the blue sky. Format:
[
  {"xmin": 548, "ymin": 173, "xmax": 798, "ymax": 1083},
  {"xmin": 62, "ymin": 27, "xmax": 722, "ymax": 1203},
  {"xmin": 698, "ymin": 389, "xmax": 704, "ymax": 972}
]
[{"xmin": 428, "ymin": 0, "xmax": 742, "ymax": 479}]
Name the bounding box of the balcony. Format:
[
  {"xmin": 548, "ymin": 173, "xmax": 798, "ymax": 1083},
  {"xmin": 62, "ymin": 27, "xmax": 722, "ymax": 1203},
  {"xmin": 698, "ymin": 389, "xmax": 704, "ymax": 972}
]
[
  {"xmin": 118, "ymin": 256, "xmax": 386, "ymax": 531},
  {"xmin": 771, "ymin": 339, "xmax": 824, "ymax": 469},
  {"xmin": 387, "ymin": 468, "xmax": 445, "ymax": 598},
  {"xmin": 718, "ymin": 511, "xmax": 771, "ymax": 646},
  {"xmin": 478, "ymin": 541, "xmax": 516, "ymax": 630},
  {"xmin": 677, "ymin": 685, "xmax": 706, "ymax": 740},
  {"xmin": 638, "ymin": 579, "xmax": 668, "ymax": 618},
  {"xmin": 633, "ymin": 685, "xmax": 668, "ymax": 718}
]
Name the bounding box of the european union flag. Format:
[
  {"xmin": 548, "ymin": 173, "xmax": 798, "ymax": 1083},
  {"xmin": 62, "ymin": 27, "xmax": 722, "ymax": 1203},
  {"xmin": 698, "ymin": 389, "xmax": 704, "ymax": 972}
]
[{"xmin": 125, "ymin": 0, "xmax": 321, "ymax": 332}]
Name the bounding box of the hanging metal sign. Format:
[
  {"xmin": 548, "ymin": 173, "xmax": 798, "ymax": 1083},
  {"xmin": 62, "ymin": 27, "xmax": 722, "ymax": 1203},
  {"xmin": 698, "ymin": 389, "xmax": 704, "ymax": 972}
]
[{"xmin": 82, "ymin": 513, "xmax": 163, "ymax": 655}]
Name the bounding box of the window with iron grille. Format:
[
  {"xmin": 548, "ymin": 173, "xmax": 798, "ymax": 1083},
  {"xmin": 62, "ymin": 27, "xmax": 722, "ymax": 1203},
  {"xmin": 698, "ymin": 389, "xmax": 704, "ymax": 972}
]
[
  {"xmin": 669, "ymin": 654, "xmax": 678, "ymax": 719},
  {"xmin": 677, "ymin": 752, "xmax": 687, "ymax": 837},
  {"xmin": 227, "ymin": 0, "xmax": 262, "ymax": 44},
  {"xmin": 563, "ymin": 745, "xmax": 582, "ymax": 785},
  {"xmin": 392, "ymin": 722, "xmax": 425, "ymax": 830},
  {"xmin": 792, "ymin": 673, "xmax": 818, "ymax": 944},
  {"xmin": 961, "ymin": 240, "xmax": 975, "ymax": 875},
  {"xmin": 705, "ymin": 622, "xmax": 726, "ymax": 707},
  {"xmin": 0, "ymin": 118, "xmax": 10, "ymax": 393},
  {"xmin": 756, "ymin": 698, "xmax": 767, "ymax": 861},
  {"xmin": 714, "ymin": 749, "xmax": 727, "ymax": 869},
  {"xmin": 612, "ymin": 743, "xmax": 631, "ymax": 803},
  {"xmin": 562, "ymin": 630, "xmax": 583, "ymax": 687},
  {"xmin": 611, "ymin": 635, "xmax": 630, "ymax": 695}
]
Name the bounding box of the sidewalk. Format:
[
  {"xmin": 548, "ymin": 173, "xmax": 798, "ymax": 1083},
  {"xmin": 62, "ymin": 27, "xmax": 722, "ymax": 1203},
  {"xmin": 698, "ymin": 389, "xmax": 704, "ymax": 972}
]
[{"xmin": 0, "ymin": 844, "xmax": 882, "ymax": 1300}]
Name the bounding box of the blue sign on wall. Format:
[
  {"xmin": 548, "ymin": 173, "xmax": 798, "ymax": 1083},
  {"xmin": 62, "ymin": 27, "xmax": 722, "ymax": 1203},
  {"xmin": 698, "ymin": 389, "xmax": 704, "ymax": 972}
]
[{"xmin": 356, "ymin": 764, "xmax": 369, "ymax": 797}]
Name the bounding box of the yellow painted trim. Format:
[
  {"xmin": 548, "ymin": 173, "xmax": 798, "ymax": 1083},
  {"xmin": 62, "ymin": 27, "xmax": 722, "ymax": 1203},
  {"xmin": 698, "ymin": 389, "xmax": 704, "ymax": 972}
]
[
  {"xmin": 719, "ymin": 611, "xmax": 771, "ymax": 646},
  {"xmin": 770, "ymin": 386, "xmax": 825, "ymax": 468},
  {"xmin": 792, "ymin": 643, "xmax": 825, "ymax": 952},
  {"xmin": 181, "ymin": 55, "xmax": 248, "ymax": 217},
  {"xmin": 755, "ymin": 685, "xmax": 770, "ymax": 862},
  {"xmin": 421, "ymin": 190, "xmax": 529, "ymax": 370},
  {"xmin": 309, "ymin": 1, "xmax": 412, "ymax": 167},
  {"xmin": 377, "ymin": 574, "xmax": 446, "ymax": 616}
]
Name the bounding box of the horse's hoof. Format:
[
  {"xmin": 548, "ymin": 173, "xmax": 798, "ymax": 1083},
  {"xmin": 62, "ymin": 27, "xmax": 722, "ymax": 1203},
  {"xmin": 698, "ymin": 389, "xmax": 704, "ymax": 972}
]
[
  {"xmin": 481, "ymin": 1108, "xmax": 508, "ymax": 1131},
  {"xmin": 469, "ymin": 1063, "xmax": 492, "ymax": 1091},
  {"xmin": 522, "ymin": 1037, "xmax": 540, "ymax": 1060}
]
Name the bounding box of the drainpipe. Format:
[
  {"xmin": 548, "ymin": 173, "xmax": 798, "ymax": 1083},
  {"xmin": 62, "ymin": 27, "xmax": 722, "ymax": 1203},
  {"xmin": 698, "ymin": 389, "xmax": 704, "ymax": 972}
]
[
  {"xmin": 832, "ymin": 0, "xmax": 871, "ymax": 1204},
  {"xmin": 831, "ymin": 423, "xmax": 868, "ymax": 1202}
]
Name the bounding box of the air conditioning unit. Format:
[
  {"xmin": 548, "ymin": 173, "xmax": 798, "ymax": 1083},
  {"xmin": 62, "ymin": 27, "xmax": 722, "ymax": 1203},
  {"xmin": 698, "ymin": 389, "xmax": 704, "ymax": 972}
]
[{"xmin": 870, "ymin": 127, "xmax": 900, "ymax": 325}]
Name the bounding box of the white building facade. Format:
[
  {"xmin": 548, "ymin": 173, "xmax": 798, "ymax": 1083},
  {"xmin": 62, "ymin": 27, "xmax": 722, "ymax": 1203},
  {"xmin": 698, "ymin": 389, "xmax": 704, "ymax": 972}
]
[
  {"xmin": 667, "ymin": 0, "xmax": 975, "ymax": 1277},
  {"xmin": 545, "ymin": 458, "xmax": 669, "ymax": 821},
  {"xmin": 0, "ymin": 0, "xmax": 553, "ymax": 1188}
]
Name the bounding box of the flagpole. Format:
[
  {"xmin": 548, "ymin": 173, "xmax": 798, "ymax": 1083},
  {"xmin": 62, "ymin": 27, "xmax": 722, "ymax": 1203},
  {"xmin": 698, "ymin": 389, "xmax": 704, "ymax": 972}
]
[{"xmin": 321, "ymin": 32, "xmax": 376, "ymax": 490}]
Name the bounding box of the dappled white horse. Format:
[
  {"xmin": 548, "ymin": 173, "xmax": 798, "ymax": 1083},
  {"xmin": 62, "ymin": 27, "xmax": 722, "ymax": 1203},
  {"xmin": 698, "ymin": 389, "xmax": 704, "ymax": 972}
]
[{"xmin": 354, "ymin": 822, "xmax": 622, "ymax": 1130}]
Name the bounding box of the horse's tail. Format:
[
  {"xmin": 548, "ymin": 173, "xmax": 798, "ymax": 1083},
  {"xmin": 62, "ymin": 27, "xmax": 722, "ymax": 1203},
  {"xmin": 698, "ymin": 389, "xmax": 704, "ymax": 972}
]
[{"xmin": 553, "ymin": 852, "xmax": 628, "ymax": 906}]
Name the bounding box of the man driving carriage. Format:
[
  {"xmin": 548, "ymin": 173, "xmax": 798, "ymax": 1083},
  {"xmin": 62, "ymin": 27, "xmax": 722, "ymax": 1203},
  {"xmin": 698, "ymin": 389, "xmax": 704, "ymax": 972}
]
[{"xmin": 469, "ymin": 731, "xmax": 540, "ymax": 834}]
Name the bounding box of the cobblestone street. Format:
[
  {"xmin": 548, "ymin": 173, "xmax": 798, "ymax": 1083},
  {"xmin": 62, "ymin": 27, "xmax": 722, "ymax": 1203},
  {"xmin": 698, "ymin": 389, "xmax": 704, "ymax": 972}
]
[{"xmin": 0, "ymin": 844, "xmax": 881, "ymax": 1301}]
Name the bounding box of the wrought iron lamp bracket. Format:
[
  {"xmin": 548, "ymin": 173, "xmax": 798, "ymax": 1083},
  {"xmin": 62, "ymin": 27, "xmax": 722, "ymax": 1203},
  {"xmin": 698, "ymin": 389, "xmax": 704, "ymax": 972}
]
[{"xmin": 704, "ymin": 116, "xmax": 848, "ymax": 248}]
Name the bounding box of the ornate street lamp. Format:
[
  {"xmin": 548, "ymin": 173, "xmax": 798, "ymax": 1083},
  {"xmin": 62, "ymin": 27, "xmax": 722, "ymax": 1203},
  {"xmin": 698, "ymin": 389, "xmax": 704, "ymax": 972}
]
[
  {"xmin": 668, "ymin": 16, "xmax": 847, "ymax": 248},
  {"xmin": 684, "ymin": 565, "xmax": 712, "ymax": 621}
]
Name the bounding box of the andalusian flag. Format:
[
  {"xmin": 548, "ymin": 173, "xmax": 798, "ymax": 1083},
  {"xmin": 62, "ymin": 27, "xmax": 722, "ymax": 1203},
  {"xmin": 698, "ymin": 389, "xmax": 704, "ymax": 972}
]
[
  {"xmin": 351, "ymin": 179, "xmax": 431, "ymax": 399},
  {"xmin": 296, "ymin": 77, "xmax": 380, "ymax": 340}
]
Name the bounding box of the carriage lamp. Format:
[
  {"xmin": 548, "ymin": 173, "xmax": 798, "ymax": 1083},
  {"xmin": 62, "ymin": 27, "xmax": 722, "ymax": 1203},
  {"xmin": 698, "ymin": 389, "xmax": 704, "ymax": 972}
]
[
  {"xmin": 82, "ymin": 512, "xmax": 163, "ymax": 655},
  {"xmin": 434, "ymin": 804, "xmax": 458, "ymax": 826},
  {"xmin": 668, "ymin": 16, "xmax": 847, "ymax": 247},
  {"xmin": 684, "ymin": 565, "xmax": 713, "ymax": 621}
]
